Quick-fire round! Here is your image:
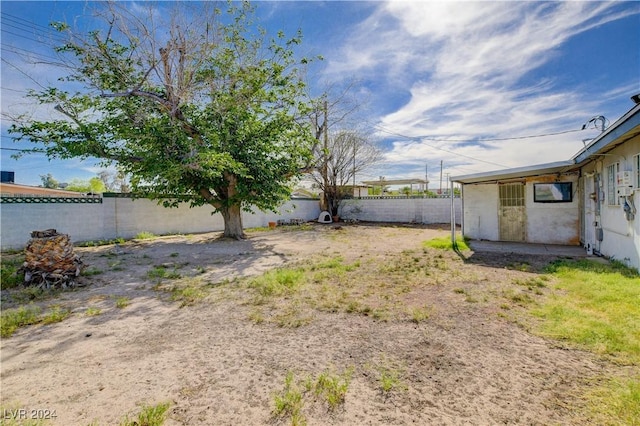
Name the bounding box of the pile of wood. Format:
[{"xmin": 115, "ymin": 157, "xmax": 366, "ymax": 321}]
[{"xmin": 21, "ymin": 229, "xmax": 83, "ymax": 289}]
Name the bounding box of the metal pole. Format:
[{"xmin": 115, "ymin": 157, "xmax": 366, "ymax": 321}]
[
  {"xmin": 439, "ymin": 160, "xmax": 443, "ymax": 195},
  {"xmin": 450, "ymin": 177, "xmax": 455, "ymax": 247}
]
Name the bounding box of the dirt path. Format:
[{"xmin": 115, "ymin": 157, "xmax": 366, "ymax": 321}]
[{"xmin": 0, "ymin": 224, "xmax": 613, "ymax": 425}]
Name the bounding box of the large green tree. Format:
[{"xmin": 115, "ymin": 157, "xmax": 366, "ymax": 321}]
[{"xmin": 10, "ymin": 1, "xmax": 316, "ymax": 239}]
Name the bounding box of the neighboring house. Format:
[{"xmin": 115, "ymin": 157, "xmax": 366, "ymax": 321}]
[
  {"xmin": 453, "ymin": 95, "xmax": 640, "ymax": 270},
  {"xmin": 0, "ymin": 182, "xmax": 88, "ymax": 197}
]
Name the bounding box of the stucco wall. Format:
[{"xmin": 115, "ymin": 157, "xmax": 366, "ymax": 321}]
[
  {"xmin": 591, "ymin": 136, "xmax": 640, "ymax": 270},
  {"xmin": 339, "ymin": 197, "xmax": 461, "ymax": 224},
  {"xmin": 0, "ymin": 201, "xmax": 106, "ymax": 248},
  {"xmin": 1, "ymin": 198, "xmax": 321, "ymax": 250},
  {"xmin": 525, "ymin": 174, "xmax": 580, "ymax": 245},
  {"xmin": 460, "ymin": 174, "xmax": 580, "ymax": 244},
  {"xmin": 1, "ymin": 197, "xmax": 460, "ymax": 250},
  {"xmin": 460, "ymin": 185, "xmax": 499, "ymax": 240}
]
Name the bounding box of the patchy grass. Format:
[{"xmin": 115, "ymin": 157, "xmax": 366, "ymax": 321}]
[
  {"xmin": 115, "ymin": 297, "xmax": 130, "ymax": 309},
  {"xmin": 408, "ymin": 305, "xmax": 431, "ymax": 323},
  {"xmin": 1, "ymin": 254, "xmax": 25, "ymax": 289},
  {"xmin": 423, "ymin": 236, "xmax": 469, "ymax": 251},
  {"xmin": 533, "ymin": 259, "xmax": 640, "ymax": 365},
  {"xmin": 273, "ymin": 372, "xmax": 305, "ymax": 426},
  {"xmin": 273, "ymin": 368, "xmax": 353, "ymax": 425},
  {"xmin": 1, "ymin": 305, "xmax": 70, "ymax": 337},
  {"xmin": 135, "ymin": 231, "xmax": 157, "ymax": 240},
  {"xmin": 168, "ymin": 278, "xmax": 208, "ymax": 307},
  {"xmin": 147, "ymin": 266, "xmax": 182, "ymax": 282},
  {"xmin": 40, "ymin": 306, "xmax": 70, "ymax": 324},
  {"xmin": 248, "ymin": 267, "xmax": 305, "ymax": 297},
  {"xmin": 526, "ymin": 259, "xmax": 640, "ymax": 424},
  {"xmin": 85, "ymin": 307, "xmax": 102, "ymax": 316},
  {"xmin": 119, "ymin": 402, "xmax": 171, "ymax": 426},
  {"xmin": 307, "ymin": 368, "xmax": 353, "ymax": 410},
  {"xmin": 243, "ymin": 250, "xmax": 453, "ymax": 326},
  {"xmin": 583, "ymin": 375, "xmax": 640, "ymax": 426},
  {"xmin": 1, "ymin": 305, "xmax": 41, "ymax": 337}
]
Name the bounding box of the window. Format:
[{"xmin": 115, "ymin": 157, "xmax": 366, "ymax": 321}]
[
  {"xmin": 635, "ymin": 154, "xmax": 640, "ymax": 188},
  {"xmin": 607, "ymin": 162, "xmax": 619, "ymax": 205},
  {"xmin": 533, "ymin": 182, "xmax": 573, "ymax": 202}
]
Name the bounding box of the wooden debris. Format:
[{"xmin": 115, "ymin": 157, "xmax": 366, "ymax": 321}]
[{"xmin": 21, "ymin": 229, "xmax": 84, "ymax": 289}]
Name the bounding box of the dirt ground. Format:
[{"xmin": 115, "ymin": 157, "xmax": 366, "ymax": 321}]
[{"xmin": 0, "ymin": 223, "xmax": 618, "ymax": 425}]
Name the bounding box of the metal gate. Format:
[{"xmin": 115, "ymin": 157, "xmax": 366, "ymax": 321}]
[{"xmin": 499, "ymin": 182, "xmax": 526, "ymax": 241}]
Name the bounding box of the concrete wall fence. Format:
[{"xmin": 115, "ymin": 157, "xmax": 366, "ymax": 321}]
[{"xmin": 1, "ymin": 194, "xmax": 461, "ymax": 250}]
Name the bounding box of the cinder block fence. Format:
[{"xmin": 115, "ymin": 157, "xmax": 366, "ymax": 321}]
[{"xmin": 1, "ymin": 194, "xmax": 460, "ymax": 250}]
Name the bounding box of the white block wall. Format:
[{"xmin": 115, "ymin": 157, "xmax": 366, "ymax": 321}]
[
  {"xmin": 339, "ymin": 197, "xmax": 461, "ymax": 224},
  {"xmin": 1, "ymin": 196, "xmax": 460, "ymax": 250}
]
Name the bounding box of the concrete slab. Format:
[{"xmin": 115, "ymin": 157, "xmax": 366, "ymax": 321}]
[{"xmin": 468, "ymin": 240, "xmax": 589, "ymax": 257}]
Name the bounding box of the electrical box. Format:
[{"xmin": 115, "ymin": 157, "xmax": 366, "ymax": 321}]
[
  {"xmin": 617, "ymin": 171, "xmax": 634, "ymax": 197},
  {"xmin": 617, "ymin": 171, "xmax": 633, "ymax": 186},
  {"xmin": 617, "ymin": 186, "xmax": 633, "ymax": 197}
]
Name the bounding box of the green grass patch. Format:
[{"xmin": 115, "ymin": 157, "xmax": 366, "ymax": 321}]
[
  {"xmin": 85, "ymin": 307, "xmax": 102, "ymax": 316},
  {"xmin": 147, "ymin": 266, "xmax": 182, "ymax": 282},
  {"xmin": 40, "ymin": 306, "xmax": 70, "ymax": 324},
  {"xmin": 119, "ymin": 402, "xmax": 171, "ymax": 426},
  {"xmin": 423, "ymin": 236, "xmax": 469, "ymax": 251},
  {"xmin": 77, "ymin": 237, "xmax": 125, "ymax": 247},
  {"xmin": 1, "ymin": 254, "xmax": 25, "ymax": 289},
  {"xmin": 583, "ymin": 375, "xmax": 640, "ymax": 425},
  {"xmin": 249, "ymin": 267, "xmax": 305, "ymax": 297},
  {"xmin": 409, "ymin": 305, "xmax": 431, "ymax": 323},
  {"xmin": 168, "ymin": 278, "xmax": 208, "ymax": 307},
  {"xmin": 532, "ymin": 259, "xmax": 640, "ymax": 364},
  {"xmin": 307, "ymin": 368, "xmax": 353, "ymax": 410},
  {"xmin": 273, "ymin": 367, "xmax": 352, "ymax": 425},
  {"xmin": 273, "ymin": 372, "xmax": 305, "ymax": 426},
  {"xmin": 1, "ymin": 305, "xmax": 41, "ymax": 337},
  {"xmin": 115, "ymin": 297, "xmax": 130, "ymax": 309},
  {"xmin": 1, "ymin": 305, "xmax": 71, "ymax": 337},
  {"xmin": 135, "ymin": 231, "xmax": 157, "ymax": 240}
]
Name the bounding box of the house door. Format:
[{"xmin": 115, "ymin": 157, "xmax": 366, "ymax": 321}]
[
  {"xmin": 499, "ymin": 182, "xmax": 526, "ymax": 241},
  {"xmin": 582, "ymin": 173, "xmax": 600, "ymax": 254}
]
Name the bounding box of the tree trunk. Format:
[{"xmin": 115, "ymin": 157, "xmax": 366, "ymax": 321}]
[{"xmin": 220, "ymin": 203, "xmax": 246, "ymax": 239}]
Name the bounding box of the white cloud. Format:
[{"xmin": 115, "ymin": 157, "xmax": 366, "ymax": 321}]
[{"xmin": 322, "ymin": 1, "xmax": 637, "ymax": 182}]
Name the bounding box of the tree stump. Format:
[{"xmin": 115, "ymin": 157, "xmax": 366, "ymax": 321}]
[{"xmin": 21, "ymin": 229, "xmax": 84, "ymax": 289}]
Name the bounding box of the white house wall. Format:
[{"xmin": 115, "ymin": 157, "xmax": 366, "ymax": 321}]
[
  {"xmin": 461, "ymin": 185, "xmax": 499, "ymax": 240},
  {"xmin": 461, "ymin": 174, "xmax": 580, "ymax": 245},
  {"xmin": 588, "ymin": 137, "xmax": 640, "ymax": 269},
  {"xmin": 525, "ymin": 174, "xmax": 580, "ymax": 245}
]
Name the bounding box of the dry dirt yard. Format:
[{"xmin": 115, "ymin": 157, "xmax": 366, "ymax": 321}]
[{"xmin": 0, "ymin": 223, "xmax": 619, "ymax": 425}]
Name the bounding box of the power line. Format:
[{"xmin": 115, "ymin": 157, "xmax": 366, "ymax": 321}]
[
  {"xmin": 374, "ymin": 122, "xmax": 585, "ymax": 144},
  {"xmin": 374, "ymin": 124, "xmax": 509, "ymax": 168}
]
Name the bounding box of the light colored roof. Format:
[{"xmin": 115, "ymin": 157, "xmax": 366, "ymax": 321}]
[
  {"xmin": 360, "ymin": 179, "xmax": 428, "ymax": 186},
  {"xmin": 452, "ymin": 161, "xmax": 576, "ymax": 184},
  {"xmin": 0, "ymin": 183, "xmax": 85, "ymax": 197},
  {"xmin": 453, "ymin": 96, "xmax": 640, "ymax": 185}
]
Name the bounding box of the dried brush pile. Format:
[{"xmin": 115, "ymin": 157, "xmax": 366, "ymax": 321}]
[{"xmin": 21, "ymin": 229, "xmax": 84, "ymax": 289}]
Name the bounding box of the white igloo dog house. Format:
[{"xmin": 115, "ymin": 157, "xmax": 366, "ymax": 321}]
[{"xmin": 317, "ymin": 210, "xmax": 332, "ymax": 223}]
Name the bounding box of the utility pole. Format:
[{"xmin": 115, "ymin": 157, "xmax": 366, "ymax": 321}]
[
  {"xmin": 322, "ymin": 98, "xmax": 330, "ymax": 213},
  {"xmin": 425, "ymin": 164, "xmax": 428, "ymax": 196},
  {"xmin": 352, "ymin": 141, "xmax": 356, "ymax": 197},
  {"xmin": 445, "ymin": 173, "xmax": 450, "ymax": 195},
  {"xmin": 439, "ymin": 160, "xmax": 443, "ymax": 195}
]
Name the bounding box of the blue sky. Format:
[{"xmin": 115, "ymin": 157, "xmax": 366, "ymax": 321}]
[{"xmin": 1, "ymin": 1, "xmax": 639, "ymax": 188}]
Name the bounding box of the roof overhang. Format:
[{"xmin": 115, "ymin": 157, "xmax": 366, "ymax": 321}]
[
  {"xmin": 360, "ymin": 179, "xmax": 427, "ymax": 186},
  {"xmin": 453, "ymin": 96, "xmax": 640, "ymax": 185},
  {"xmin": 572, "ymin": 103, "xmax": 640, "ymax": 165},
  {"xmin": 452, "ymin": 161, "xmax": 576, "ymax": 184}
]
